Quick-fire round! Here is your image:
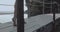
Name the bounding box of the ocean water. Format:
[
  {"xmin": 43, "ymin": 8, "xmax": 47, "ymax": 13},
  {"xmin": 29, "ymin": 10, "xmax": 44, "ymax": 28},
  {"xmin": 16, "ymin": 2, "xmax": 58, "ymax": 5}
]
[
  {"xmin": 0, "ymin": 14, "xmax": 13, "ymax": 23},
  {"xmin": 0, "ymin": 14, "xmax": 28, "ymax": 23}
]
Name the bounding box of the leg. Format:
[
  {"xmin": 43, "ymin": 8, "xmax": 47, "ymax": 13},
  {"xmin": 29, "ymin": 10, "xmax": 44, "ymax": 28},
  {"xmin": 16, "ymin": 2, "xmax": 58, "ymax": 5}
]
[{"xmin": 12, "ymin": 17, "xmax": 17, "ymax": 26}]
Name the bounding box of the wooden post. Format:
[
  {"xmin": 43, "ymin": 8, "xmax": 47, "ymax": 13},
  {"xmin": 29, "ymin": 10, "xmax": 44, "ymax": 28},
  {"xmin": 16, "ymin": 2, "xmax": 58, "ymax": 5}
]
[
  {"xmin": 52, "ymin": 0, "xmax": 56, "ymax": 32},
  {"xmin": 16, "ymin": 0, "xmax": 24, "ymax": 32}
]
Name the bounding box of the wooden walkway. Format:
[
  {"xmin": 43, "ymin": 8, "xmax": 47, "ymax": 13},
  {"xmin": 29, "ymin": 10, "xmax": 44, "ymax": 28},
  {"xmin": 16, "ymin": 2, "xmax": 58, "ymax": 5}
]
[
  {"xmin": 0, "ymin": 22, "xmax": 17, "ymax": 32},
  {"xmin": 25, "ymin": 14, "xmax": 53, "ymax": 32},
  {"xmin": 0, "ymin": 14, "xmax": 60, "ymax": 32}
]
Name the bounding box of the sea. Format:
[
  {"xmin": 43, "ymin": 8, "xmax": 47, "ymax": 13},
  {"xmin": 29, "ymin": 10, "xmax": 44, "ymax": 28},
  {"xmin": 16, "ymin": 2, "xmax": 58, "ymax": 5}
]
[{"xmin": 0, "ymin": 14, "xmax": 28, "ymax": 23}]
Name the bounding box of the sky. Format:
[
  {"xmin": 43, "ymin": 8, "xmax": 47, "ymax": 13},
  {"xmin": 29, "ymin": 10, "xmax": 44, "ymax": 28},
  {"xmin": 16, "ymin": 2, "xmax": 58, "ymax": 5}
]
[
  {"xmin": 0, "ymin": 0, "xmax": 27, "ymax": 12},
  {"xmin": 0, "ymin": 0, "xmax": 15, "ymax": 12}
]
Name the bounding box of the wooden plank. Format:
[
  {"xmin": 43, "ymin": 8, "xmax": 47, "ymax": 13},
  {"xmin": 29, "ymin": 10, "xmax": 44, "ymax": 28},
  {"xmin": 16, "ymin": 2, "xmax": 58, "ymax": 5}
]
[
  {"xmin": 0, "ymin": 22, "xmax": 13, "ymax": 30},
  {"xmin": 25, "ymin": 14, "xmax": 53, "ymax": 32},
  {"xmin": 0, "ymin": 14, "xmax": 60, "ymax": 32},
  {"xmin": 0, "ymin": 22, "xmax": 17, "ymax": 32}
]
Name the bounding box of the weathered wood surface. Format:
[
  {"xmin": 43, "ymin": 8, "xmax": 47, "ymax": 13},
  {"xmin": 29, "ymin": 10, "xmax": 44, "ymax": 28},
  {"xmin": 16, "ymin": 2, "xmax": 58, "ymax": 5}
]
[
  {"xmin": 25, "ymin": 14, "xmax": 53, "ymax": 32},
  {"xmin": 0, "ymin": 14, "xmax": 60, "ymax": 32},
  {"xmin": 0, "ymin": 22, "xmax": 17, "ymax": 32},
  {"xmin": 25, "ymin": 14, "xmax": 60, "ymax": 32}
]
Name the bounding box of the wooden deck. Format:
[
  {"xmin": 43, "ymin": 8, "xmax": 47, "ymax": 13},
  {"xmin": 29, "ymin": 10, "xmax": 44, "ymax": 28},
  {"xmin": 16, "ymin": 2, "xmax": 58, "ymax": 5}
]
[
  {"xmin": 25, "ymin": 14, "xmax": 53, "ymax": 32},
  {"xmin": 0, "ymin": 14, "xmax": 60, "ymax": 32},
  {"xmin": 0, "ymin": 22, "xmax": 17, "ymax": 32}
]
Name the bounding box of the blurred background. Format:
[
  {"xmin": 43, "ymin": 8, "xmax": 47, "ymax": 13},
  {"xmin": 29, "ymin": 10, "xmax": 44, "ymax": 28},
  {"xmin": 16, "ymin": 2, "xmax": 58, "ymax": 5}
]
[{"xmin": 0, "ymin": 0, "xmax": 28, "ymax": 23}]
